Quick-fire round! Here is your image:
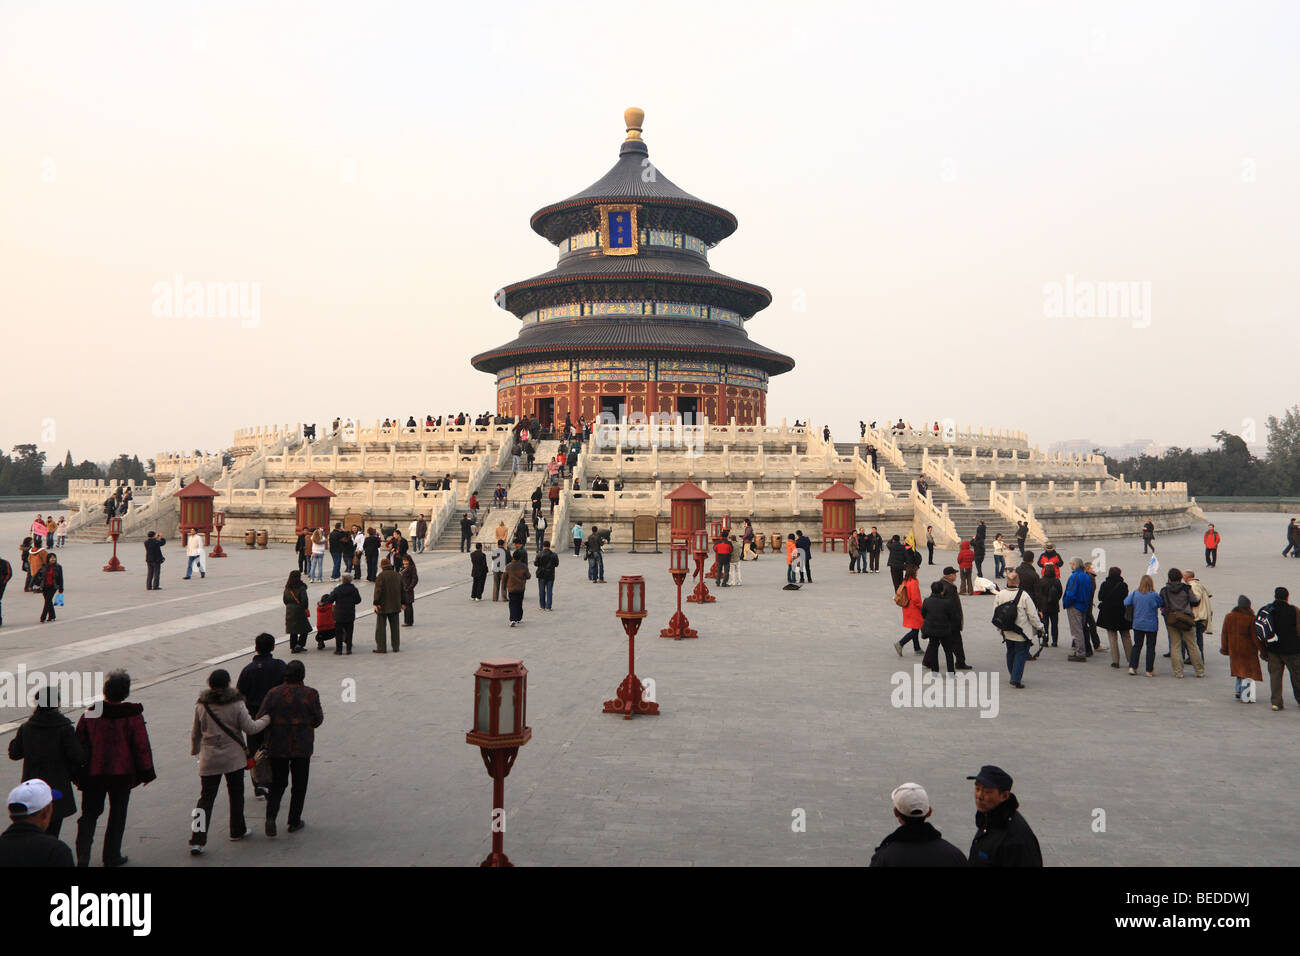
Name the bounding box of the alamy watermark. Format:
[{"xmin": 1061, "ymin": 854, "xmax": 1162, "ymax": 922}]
[
  {"xmin": 151, "ymin": 273, "xmax": 261, "ymax": 328},
  {"xmin": 1043, "ymin": 274, "xmax": 1151, "ymax": 328},
  {"xmin": 0, "ymin": 668, "xmax": 105, "ymax": 715},
  {"xmin": 890, "ymin": 665, "xmax": 999, "ymax": 718}
]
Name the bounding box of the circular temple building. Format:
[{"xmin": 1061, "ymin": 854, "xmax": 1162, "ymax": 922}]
[{"xmin": 471, "ymin": 108, "xmax": 794, "ymax": 427}]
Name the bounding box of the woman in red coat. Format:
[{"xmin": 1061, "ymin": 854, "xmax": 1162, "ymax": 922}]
[
  {"xmin": 957, "ymin": 541, "xmax": 975, "ymax": 595},
  {"xmin": 1220, "ymin": 596, "xmax": 1264, "ymax": 701},
  {"xmin": 74, "ymin": 669, "xmax": 156, "ymax": 867},
  {"xmin": 895, "ymin": 567, "xmax": 924, "ymax": 655}
]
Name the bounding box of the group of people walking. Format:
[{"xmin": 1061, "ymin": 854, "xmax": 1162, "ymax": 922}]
[{"xmin": 1, "ymin": 643, "xmax": 326, "ymax": 865}]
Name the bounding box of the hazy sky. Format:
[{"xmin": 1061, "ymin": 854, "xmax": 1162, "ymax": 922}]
[{"xmin": 2, "ymin": 0, "xmax": 1297, "ymax": 463}]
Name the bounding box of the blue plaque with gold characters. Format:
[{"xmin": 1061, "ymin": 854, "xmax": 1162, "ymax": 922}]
[{"xmin": 597, "ymin": 203, "xmax": 639, "ymax": 256}]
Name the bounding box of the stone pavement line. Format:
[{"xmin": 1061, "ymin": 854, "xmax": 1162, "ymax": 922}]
[
  {"xmin": 0, "ymin": 574, "xmax": 466, "ymax": 676},
  {"xmin": 0, "ymin": 581, "xmax": 467, "ymax": 735},
  {"xmin": 0, "ymin": 578, "xmax": 284, "ymax": 639}
]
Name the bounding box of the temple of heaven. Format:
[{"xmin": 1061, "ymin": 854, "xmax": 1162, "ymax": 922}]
[{"xmin": 471, "ymin": 108, "xmax": 794, "ymax": 427}]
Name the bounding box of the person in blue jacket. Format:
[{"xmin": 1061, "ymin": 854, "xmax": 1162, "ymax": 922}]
[
  {"xmin": 1124, "ymin": 574, "xmax": 1165, "ymax": 676},
  {"xmin": 1062, "ymin": 558, "xmax": 1095, "ymax": 662}
]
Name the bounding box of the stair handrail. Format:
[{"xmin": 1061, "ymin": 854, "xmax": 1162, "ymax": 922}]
[{"xmin": 920, "ymin": 449, "xmax": 971, "ymax": 506}]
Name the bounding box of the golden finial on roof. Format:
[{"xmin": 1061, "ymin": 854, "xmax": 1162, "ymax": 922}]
[{"xmin": 624, "ymin": 107, "xmax": 644, "ymax": 141}]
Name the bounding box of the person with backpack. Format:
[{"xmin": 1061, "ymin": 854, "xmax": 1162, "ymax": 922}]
[
  {"xmin": 1260, "ymin": 587, "xmax": 1300, "ymax": 711},
  {"xmin": 1220, "ymin": 596, "xmax": 1262, "ymax": 702},
  {"xmin": 1124, "ymin": 574, "xmax": 1164, "ymax": 676},
  {"xmin": 993, "ymin": 570, "xmax": 1044, "ymax": 689},
  {"xmin": 894, "ymin": 567, "xmax": 923, "ymax": 656},
  {"xmin": 188, "ymin": 669, "xmax": 271, "ymax": 855},
  {"xmin": 1160, "ymin": 568, "xmax": 1205, "ymax": 678},
  {"xmin": 7, "ymin": 687, "xmax": 82, "ymax": 838}
]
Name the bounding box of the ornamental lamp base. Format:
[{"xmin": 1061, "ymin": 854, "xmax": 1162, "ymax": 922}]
[
  {"xmin": 660, "ymin": 611, "xmax": 698, "ymax": 639},
  {"xmin": 602, "ymin": 673, "xmax": 659, "ymax": 719}
]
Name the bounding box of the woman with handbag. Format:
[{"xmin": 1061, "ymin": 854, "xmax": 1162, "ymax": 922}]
[
  {"xmin": 188, "ymin": 669, "xmax": 270, "ymax": 855},
  {"xmin": 284, "ymin": 571, "xmax": 312, "ymax": 653},
  {"xmin": 1095, "ymin": 567, "xmax": 1132, "ymax": 667}
]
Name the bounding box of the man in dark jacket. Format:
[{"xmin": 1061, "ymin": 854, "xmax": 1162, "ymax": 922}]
[
  {"xmin": 460, "ymin": 513, "xmax": 475, "ymax": 552},
  {"xmin": 328, "ymin": 523, "xmax": 349, "ymax": 580},
  {"xmin": 885, "ymin": 535, "xmax": 907, "ymax": 590},
  {"xmin": 363, "ymin": 528, "xmax": 382, "ymax": 581},
  {"xmin": 372, "ymin": 559, "xmax": 403, "ymax": 653},
  {"xmin": 939, "ymin": 567, "xmax": 971, "ymax": 670},
  {"xmin": 144, "ymin": 531, "xmax": 166, "ymax": 590},
  {"xmin": 971, "ymin": 521, "xmax": 987, "ymax": 577},
  {"xmin": 37, "ymin": 554, "xmax": 64, "ymax": 623},
  {"xmin": 1264, "ymin": 586, "xmax": 1300, "ymax": 711},
  {"xmin": 0, "ymin": 780, "xmax": 74, "ymax": 866},
  {"xmin": 237, "ymin": 634, "xmax": 286, "ymax": 798},
  {"xmin": 967, "ymin": 765, "xmax": 1042, "ymax": 867},
  {"xmin": 920, "ymin": 581, "xmax": 959, "ymax": 673},
  {"xmin": 1015, "ymin": 552, "xmax": 1041, "ymax": 610},
  {"xmin": 326, "ymin": 574, "xmax": 362, "ymax": 654},
  {"xmin": 470, "ymin": 543, "xmax": 488, "ymax": 601},
  {"xmin": 255, "ymin": 660, "xmax": 323, "ymax": 836},
  {"xmin": 796, "ymin": 531, "xmax": 813, "ymax": 583},
  {"xmin": 869, "ymin": 782, "xmax": 966, "ymax": 867},
  {"xmin": 534, "ymin": 542, "xmax": 558, "ymax": 611},
  {"xmin": 0, "ymin": 555, "xmax": 11, "ymax": 627},
  {"xmin": 8, "ymin": 687, "xmax": 82, "ymax": 837},
  {"xmin": 864, "ymin": 527, "xmax": 883, "ymax": 574},
  {"xmin": 74, "ymin": 669, "xmax": 156, "ymax": 867}
]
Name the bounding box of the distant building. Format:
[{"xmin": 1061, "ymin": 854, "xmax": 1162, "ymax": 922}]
[{"xmin": 1048, "ymin": 438, "xmax": 1164, "ymax": 459}]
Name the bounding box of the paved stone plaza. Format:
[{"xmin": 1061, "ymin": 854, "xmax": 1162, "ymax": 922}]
[{"xmin": 1, "ymin": 511, "xmax": 1297, "ymax": 866}]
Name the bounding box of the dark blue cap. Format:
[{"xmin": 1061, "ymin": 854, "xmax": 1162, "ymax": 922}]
[{"xmin": 967, "ymin": 765, "xmax": 1013, "ymax": 790}]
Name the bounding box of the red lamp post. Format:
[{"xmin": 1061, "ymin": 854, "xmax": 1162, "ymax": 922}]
[
  {"xmin": 706, "ymin": 518, "xmax": 723, "ymax": 578},
  {"xmin": 465, "ymin": 659, "xmax": 531, "ymax": 868},
  {"xmin": 603, "ymin": 575, "xmax": 659, "ymax": 718},
  {"xmin": 210, "ymin": 510, "xmax": 228, "ymax": 558},
  {"xmin": 660, "ymin": 542, "xmax": 697, "ymax": 639},
  {"xmin": 686, "ymin": 528, "xmax": 715, "ymax": 604},
  {"xmin": 103, "ymin": 516, "xmax": 125, "ymax": 572}
]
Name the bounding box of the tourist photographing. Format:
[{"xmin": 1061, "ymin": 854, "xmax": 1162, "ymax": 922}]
[{"xmin": 144, "ymin": 531, "xmax": 166, "ymax": 591}]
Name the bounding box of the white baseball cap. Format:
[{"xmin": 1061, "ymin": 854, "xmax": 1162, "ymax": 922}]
[
  {"xmin": 891, "ymin": 782, "xmax": 930, "ymax": 817},
  {"xmin": 8, "ymin": 779, "xmax": 60, "ymax": 817}
]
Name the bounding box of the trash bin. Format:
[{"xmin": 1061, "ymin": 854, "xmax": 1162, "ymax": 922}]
[
  {"xmin": 244, "ymin": 529, "xmax": 256, "ymax": 549},
  {"xmin": 256, "ymin": 529, "xmax": 269, "ymax": 549},
  {"xmin": 755, "ymin": 534, "xmax": 765, "ymax": 554},
  {"xmin": 770, "ymin": 532, "xmax": 780, "ymax": 553}
]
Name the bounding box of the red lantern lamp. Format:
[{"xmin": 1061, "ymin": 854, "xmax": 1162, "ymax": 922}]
[
  {"xmin": 103, "ymin": 515, "xmax": 125, "ymax": 572},
  {"xmin": 687, "ymin": 529, "xmax": 714, "ymax": 604},
  {"xmin": 210, "ymin": 510, "xmax": 228, "ymax": 558},
  {"xmin": 660, "ymin": 543, "xmax": 697, "ymax": 639},
  {"xmin": 466, "ymin": 659, "xmax": 531, "ymax": 867},
  {"xmin": 604, "ymin": 575, "xmax": 659, "ymax": 718}
]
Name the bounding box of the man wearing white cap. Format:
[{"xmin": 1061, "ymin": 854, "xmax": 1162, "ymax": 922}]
[
  {"xmin": 868, "ymin": 782, "xmax": 967, "ymax": 867},
  {"xmin": 0, "ymin": 779, "xmax": 74, "ymax": 866}
]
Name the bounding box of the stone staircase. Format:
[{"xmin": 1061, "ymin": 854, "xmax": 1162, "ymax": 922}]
[{"xmin": 870, "ymin": 458, "xmax": 1017, "ymax": 545}]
